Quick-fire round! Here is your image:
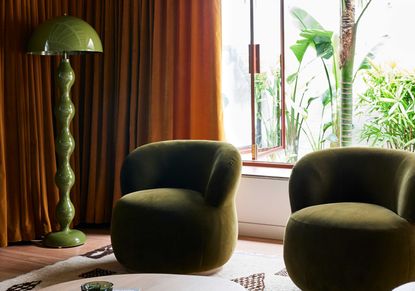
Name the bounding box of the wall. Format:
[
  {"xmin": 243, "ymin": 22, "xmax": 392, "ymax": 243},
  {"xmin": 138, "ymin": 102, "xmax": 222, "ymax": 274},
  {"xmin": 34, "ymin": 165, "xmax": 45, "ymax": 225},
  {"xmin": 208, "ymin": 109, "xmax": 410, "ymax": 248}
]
[{"xmin": 236, "ymin": 173, "xmax": 291, "ymax": 241}]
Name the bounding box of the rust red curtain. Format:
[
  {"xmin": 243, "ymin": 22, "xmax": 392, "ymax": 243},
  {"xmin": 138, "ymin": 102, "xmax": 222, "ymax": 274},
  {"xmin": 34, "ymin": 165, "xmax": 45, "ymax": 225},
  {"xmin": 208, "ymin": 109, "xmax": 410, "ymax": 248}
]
[
  {"xmin": 0, "ymin": 0, "xmax": 223, "ymax": 247},
  {"xmin": 141, "ymin": 0, "xmax": 224, "ymax": 142}
]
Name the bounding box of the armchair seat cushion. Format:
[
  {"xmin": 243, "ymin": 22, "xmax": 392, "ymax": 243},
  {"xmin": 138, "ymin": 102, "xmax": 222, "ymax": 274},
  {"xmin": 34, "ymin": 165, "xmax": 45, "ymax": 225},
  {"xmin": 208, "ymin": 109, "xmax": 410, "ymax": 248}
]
[
  {"xmin": 112, "ymin": 188, "xmax": 236, "ymax": 274},
  {"xmin": 120, "ymin": 188, "xmax": 206, "ymax": 212},
  {"xmin": 284, "ymin": 202, "xmax": 415, "ymax": 291},
  {"xmin": 113, "ymin": 188, "xmax": 223, "ymax": 233},
  {"xmin": 290, "ymin": 202, "xmax": 409, "ymax": 230}
]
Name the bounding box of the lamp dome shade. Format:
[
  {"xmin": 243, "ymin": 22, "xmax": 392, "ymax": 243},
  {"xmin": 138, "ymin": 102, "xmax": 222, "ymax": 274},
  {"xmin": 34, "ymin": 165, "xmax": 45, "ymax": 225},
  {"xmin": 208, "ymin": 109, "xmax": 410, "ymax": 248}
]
[{"xmin": 27, "ymin": 15, "xmax": 103, "ymax": 55}]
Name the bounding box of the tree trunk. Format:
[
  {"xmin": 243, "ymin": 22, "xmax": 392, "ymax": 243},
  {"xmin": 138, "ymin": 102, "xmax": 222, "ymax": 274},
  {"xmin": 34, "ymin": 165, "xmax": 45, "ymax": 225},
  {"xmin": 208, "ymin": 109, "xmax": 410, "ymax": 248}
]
[{"xmin": 340, "ymin": 0, "xmax": 356, "ymax": 146}]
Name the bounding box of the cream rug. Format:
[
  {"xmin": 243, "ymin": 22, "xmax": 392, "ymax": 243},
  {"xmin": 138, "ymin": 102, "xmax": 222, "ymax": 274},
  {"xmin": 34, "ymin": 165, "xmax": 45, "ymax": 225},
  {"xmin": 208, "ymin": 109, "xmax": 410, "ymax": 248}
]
[{"xmin": 0, "ymin": 245, "xmax": 300, "ymax": 291}]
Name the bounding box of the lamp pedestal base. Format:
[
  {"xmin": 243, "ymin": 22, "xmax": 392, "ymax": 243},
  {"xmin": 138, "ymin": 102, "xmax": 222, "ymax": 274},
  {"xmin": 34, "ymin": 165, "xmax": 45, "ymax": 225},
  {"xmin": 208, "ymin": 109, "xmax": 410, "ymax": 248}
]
[
  {"xmin": 42, "ymin": 56, "xmax": 85, "ymax": 249},
  {"xmin": 43, "ymin": 229, "xmax": 86, "ymax": 248}
]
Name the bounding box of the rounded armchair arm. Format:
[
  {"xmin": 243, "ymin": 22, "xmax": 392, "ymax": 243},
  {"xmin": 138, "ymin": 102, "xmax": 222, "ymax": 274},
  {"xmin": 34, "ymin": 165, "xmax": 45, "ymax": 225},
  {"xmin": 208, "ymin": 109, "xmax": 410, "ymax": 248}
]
[
  {"xmin": 397, "ymin": 160, "xmax": 415, "ymax": 222},
  {"xmin": 289, "ymin": 147, "xmax": 415, "ymax": 217},
  {"xmin": 205, "ymin": 144, "xmax": 242, "ymax": 207}
]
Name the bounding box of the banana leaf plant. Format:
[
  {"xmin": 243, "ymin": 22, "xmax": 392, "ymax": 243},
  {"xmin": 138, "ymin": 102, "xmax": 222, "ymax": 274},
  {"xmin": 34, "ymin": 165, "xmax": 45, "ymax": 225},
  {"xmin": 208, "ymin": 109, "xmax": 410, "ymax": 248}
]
[
  {"xmin": 286, "ymin": 7, "xmax": 339, "ymax": 160},
  {"xmin": 288, "ymin": 3, "xmax": 380, "ymax": 153}
]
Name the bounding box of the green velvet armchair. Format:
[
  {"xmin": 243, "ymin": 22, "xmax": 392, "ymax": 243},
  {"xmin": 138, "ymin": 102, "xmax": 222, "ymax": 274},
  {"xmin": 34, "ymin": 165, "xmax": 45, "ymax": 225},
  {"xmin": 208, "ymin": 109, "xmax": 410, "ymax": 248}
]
[
  {"xmin": 284, "ymin": 147, "xmax": 415, "ymax": 291},
  {"xmin": 111, "ymin": 140, "xmax": 242, "ymax": 274}
]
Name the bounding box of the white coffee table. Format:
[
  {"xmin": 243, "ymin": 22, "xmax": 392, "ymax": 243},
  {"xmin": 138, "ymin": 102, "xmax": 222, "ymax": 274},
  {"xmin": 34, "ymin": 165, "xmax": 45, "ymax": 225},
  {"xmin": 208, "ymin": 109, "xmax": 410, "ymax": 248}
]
[
  {"xmin": 39, "ymin": 273, "xmax": 246, "ymax": 291},
  {"xmin": 393, "ymin": 282, "xmax": 415, "ymax": 290}
]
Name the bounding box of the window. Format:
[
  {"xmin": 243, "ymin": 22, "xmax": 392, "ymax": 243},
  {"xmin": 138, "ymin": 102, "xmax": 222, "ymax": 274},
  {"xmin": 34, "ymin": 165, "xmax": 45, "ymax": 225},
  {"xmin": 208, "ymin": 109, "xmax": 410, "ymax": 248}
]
[
  {"xmin": 222, "ymin": 0, "xmax": 415, "ymax": 167},
  {"xmin": 222, "ymin": 0, "xmax": 284, "ymax": 166}
]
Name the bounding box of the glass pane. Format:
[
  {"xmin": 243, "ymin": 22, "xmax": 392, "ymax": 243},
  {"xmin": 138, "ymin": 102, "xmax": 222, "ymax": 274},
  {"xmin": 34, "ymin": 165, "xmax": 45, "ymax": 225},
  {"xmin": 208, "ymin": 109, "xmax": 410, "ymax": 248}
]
[
  {"xmin": 222, "ymin": 0, "xmax": 283, "ymax": 162},
  {"xmin": 222, "ymin": 0, "xmax": 251, "ymax": 149},
  {"xmin": 253, "ymin": 0, "xmax": 281, "ymax": 151}
]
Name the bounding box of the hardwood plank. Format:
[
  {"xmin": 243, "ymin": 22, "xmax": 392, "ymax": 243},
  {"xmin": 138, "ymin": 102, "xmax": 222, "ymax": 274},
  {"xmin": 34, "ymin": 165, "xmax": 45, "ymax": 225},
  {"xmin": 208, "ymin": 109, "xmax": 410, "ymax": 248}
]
[{"xmin": 0, "ymin": 228, "xmax": 111, "ymax": 281}]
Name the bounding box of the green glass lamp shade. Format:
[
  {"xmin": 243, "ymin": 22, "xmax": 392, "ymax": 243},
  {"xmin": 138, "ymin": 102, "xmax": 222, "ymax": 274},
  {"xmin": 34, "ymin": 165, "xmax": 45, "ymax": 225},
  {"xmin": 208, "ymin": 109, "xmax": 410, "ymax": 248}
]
[{"xmin": 27, "ymin": 15, "xmax": 103, "ymax": 55}]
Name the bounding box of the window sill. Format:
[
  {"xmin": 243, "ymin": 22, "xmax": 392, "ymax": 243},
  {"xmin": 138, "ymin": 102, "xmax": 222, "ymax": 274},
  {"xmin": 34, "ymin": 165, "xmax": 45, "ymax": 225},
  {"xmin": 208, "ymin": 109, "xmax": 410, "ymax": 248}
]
[{"xmin": 242, "ymin": 165, "xmax": 291, "ymax": 179}]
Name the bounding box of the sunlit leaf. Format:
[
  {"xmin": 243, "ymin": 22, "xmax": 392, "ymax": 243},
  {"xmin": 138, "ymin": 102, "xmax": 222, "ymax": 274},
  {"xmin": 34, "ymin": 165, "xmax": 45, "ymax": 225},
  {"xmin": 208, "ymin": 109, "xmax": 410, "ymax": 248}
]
[
  {"xmin": 323, "ymin": 121, "xmax": 333, "ymax": 134},
  {"xmin": 307, "ymin": 96, "xmax": 319, "ymax": 107},
  {"xmin": 290, "ymin": 38, "xmax": 311, "ymax": 63},
  {"xmin": 321, "ymin": 89, "xmax": 332, "ymax": 106},
  {"xmin": 379, "ymin": 98, "xmax": 395, "ymax": 103},
  {"xmin": 287, "ymin": 72, "xmax": 298, "ymax": 84},
  {"xmin": 290, "ymin": 7, "xmax": 324, "ymax": 30},
  {"xmin": 299, "ymin": 29, "xmax": 334, "ymax": 59},
  {"xmin": 356, "ymin": 41, "xmax": 386, "ymax": 72},
  {"xmin": 388, "ymin": 102, "xmax": 400, "ymax": 115}
]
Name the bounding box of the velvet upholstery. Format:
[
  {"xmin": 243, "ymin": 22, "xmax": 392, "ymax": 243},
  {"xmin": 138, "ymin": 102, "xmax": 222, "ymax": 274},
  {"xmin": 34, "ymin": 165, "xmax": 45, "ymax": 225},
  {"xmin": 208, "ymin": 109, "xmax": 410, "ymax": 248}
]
[
  {"xmin": 284, "ymin": 147, "xmax": 415, "ymax": 291},
  {"xmin": 111, "ymin": 140, "xmax": 242, "ymax": 274}
]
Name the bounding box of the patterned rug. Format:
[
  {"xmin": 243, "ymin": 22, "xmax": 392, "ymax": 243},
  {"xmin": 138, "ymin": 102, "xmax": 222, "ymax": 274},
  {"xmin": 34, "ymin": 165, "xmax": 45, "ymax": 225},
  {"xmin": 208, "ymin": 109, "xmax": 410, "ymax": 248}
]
[{"xmin": 0, "ymin": 245, "xmax": 299, "ymax": 291}]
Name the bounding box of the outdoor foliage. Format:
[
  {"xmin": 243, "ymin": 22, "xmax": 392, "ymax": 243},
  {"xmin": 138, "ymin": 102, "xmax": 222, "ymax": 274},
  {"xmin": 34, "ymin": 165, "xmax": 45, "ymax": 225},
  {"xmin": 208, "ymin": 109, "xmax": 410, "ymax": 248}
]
[
  {"xmin": 286, "ymin": 7, "xmax": 339, "ymax": 162},
  {"xmin": 357, "ymin": 63, "xmax": 415, "ymax": 151},
  {"xmin": 288, "ymin": 4, "xmax": 380, "ymax": 159},
  {"xmin": 254, "ymin": 70, "xmax": 281, "ymax": 148}
]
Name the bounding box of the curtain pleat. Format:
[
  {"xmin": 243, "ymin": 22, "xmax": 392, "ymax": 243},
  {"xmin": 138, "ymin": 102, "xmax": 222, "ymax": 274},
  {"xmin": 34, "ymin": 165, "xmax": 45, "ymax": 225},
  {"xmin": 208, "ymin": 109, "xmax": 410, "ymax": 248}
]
[
  {"xmin": 0, "ymin": 0, "xmax": 8, "ymax": 247},
  {"xmin": 1, "ymin": 0, "xmax": 60, "ymax": 245},
  {"xmin": 0, "ymin": 0, "xmax": 223, "ymax": 247}
]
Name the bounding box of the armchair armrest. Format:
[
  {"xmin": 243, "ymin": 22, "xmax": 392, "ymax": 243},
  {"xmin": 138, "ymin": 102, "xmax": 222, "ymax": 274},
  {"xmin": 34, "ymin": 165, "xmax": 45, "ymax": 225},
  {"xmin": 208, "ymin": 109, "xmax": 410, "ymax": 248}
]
[
  {"xmin": 397, "ymin": 159, "xmax": 415, "ymax": 222},
  {"xmin": 205, "ymin": 144, "xmax": 242, "ymax": 207}
]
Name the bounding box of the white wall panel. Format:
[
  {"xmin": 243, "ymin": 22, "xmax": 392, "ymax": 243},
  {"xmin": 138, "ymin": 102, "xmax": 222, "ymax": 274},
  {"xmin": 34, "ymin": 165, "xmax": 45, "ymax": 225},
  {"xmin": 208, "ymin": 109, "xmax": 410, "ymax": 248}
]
[{"xmin": 236, "ymin": 175, "xmax": 291, "ymax": 240}]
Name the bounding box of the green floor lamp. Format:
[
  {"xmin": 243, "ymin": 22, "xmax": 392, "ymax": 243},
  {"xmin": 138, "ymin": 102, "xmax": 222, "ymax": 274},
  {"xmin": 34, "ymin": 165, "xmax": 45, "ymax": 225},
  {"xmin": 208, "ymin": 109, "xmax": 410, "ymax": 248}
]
[{"xmin": 27, "ymin": 15, "xmax": 103, "ymax": 248}]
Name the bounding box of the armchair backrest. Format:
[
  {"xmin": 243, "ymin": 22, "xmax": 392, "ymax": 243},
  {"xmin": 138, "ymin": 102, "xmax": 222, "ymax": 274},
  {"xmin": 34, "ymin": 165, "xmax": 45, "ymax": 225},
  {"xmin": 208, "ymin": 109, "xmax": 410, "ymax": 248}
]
[
  {"xmin": 289, "ymin": 147, "xmax": 415, "ymax": 222},
  {"xmin": 120, "ymin": 140, "xmax": 242, "ymax": 207}
]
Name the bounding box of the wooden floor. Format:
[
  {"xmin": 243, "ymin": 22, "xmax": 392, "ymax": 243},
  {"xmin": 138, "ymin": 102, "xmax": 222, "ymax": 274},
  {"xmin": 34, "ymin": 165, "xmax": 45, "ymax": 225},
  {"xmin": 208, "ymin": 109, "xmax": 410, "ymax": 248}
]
[{"xmin": 0, "ymin": 227, "xmax": 283, "ymax": 282}]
